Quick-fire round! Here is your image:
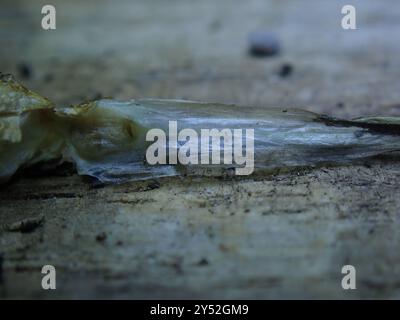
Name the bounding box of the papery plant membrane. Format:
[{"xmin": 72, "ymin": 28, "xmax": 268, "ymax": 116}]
[{"xmin": 1, "ymin": 74, "xmax": 400, "ymax": 184}]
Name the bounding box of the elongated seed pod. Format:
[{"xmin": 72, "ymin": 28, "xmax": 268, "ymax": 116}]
[
  {"xmin": 63, "ymin": 98, "xmax": 400, "ymax": 183},
  {"xmin": 1, "ymin": 75, "xmax": 400, "ymax": 184}
]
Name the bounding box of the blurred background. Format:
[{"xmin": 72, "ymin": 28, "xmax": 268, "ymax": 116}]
[{"xmin": 1, "ymin": 0, "xmax": 400, "ymax": 118}]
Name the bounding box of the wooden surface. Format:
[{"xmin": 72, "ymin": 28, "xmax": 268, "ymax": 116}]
[{"xmin": 1, "ymin": 0, "xmax": 400, "ymax": 299}]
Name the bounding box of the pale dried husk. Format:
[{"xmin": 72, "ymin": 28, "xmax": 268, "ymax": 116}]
[{"xmin": 1, "ymin": 75, "xmax": 400, "ymax": 184}]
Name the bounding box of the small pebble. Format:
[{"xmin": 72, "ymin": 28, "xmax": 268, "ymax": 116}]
[
  {"xmin": 336, "ymin": 102, "xmax": 345, "ymax": 108},
  {"xmin": 145, "ymin": 180, "xmax": 160, "ymax": 191},
  {"xmin": 5, "ymin": 216, "xmax": 44, "ymax": 233},
  {"xmin": 17, "ymin": 62, "xmax": 32, "ymax": 79},
  {"xmin": 96, "ymin": 232, "xmax": 107, "ymax": 242},
  {"xmin": 278, "ymin": 63, "xmax": 293, "ymax": 77},
  {"xmin": 248, "ymin": 31, "xmax": 281, "ymax": 57},
  {"xmin": 197, "ymin": 258, "xmax": 209, "ymax": 266}
]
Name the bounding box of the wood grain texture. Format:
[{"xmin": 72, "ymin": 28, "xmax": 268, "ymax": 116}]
[{"xmin": 1, "ymin": 0, "xmax": 400, "ymax": 298}]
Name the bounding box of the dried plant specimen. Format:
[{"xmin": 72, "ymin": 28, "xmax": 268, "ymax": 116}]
[{"xmin": 1, "ymin": 74, "xmax": 400, "ymax": 184}]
